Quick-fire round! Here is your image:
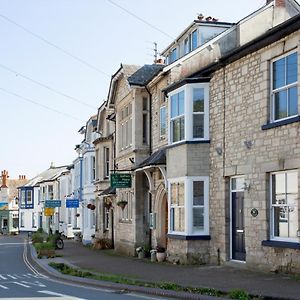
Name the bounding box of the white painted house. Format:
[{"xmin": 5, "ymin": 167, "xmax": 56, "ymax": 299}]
[{"xmin": 75, "ymin": 115, "xmax": 98, "ymax": 244}]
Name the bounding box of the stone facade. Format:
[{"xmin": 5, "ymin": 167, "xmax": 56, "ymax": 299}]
[{"xmin": 209, "ymin": 30, "xmax": 300, "ymax": 272}]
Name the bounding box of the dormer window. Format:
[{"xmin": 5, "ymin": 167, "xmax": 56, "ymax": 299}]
[
  {"xmin": 191, "ymin": 29, "xmax": 198, "ymax": 51},
  {"xmin": 169, "ymin": 48, "xmax": 178, "ymax": 64}
]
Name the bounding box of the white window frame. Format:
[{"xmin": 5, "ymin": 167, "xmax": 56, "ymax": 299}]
[
  {"xmin": 168, "ymin": 83, "xmax": 209, "ymax": 145},
  {"xmin": 270, "ymin": 51, "xmax": 298, "ymax": 123},
  {"xmin": 168, "ymin": 176, "xmax": 209, "ymax": 236},
  {"xmin": 270, "ymin": 170, "xmax": 298, "ymax": 242},
  {"xmin": 48, "ymin": 185, "xmax": 54, "ymax": 200},
  {"xmin": 119, "ymin": 104, "xmax": 132, "ymax": 151},
  {"xmin": 27, "ymin": 190, "xmax": 33, "ymax": 205},
  {"xmin": 91, "ymin": 156, "xmax": 96, "ymax": 182}
]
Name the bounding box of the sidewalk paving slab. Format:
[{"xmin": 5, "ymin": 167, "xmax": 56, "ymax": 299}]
[{"xmin": 31, "ymin": 239, "xmax": 300, "ymax": 300}]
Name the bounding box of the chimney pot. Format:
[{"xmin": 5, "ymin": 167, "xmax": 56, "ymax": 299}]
[{"xmin": 275, "ymin": 0, "xmax": 285, "ymax": 6}]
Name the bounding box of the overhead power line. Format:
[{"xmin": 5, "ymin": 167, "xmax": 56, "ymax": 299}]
[
  {"xmin": 0, "ymin": 87, "xmax": 84, "ymax": 122},
  {"xmin": 0, "ymin": 63, "xmax": 98, "ymax": 110},
  {"xmin": 0, "ymin": 13, "xmax": 110, "ymax": 77},
  {"xmin": 106, "ymin": 0, "xmax": 175, "ymax": 40}
]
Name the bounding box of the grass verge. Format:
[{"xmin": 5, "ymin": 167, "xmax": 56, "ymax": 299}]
[{"xmin": 48, "ymin": 262, "xmax": 264, "ymax": 299}]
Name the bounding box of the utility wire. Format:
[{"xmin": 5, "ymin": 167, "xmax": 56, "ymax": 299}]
[
  {"xmin": 0, "ymin": 13, "xmax": 110, "ymax": 77},
  {"xmin": 0, "ymin": 87, "xmax": 84, "ymax": 122},
  {"xmin": 0, "ymin": 63, "xmax": 98, "ymax": 110},
  {"xmin": 106, "ymin": 0, "xmax": 175, "ymax": 40}
]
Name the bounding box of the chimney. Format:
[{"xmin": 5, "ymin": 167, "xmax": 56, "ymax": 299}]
[
  {"xmin": 155, "ymin": 58, "xmax": 164, "ymax": 64},
  {"xmin": 1, "ymin": 170, "xmax": 9, "ymax": 188},
  {"xmin": 275, "ymin": 0, "xmax": 285, "ymax": 6},
  {"xmin": 50, "ymin": 162, "xmax": 55, "ymax": 169},
  {"xmin": 19, "ymin": 175, "xmax": 26, "ymax": 180}
]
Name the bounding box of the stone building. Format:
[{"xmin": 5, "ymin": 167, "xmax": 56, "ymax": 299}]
[{"xmin": 93, "ymin": 101, "xmax": 115, "ymax": 247}]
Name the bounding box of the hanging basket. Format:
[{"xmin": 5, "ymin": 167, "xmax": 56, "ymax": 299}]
[
  {"xmin": 76, "ymin": 213, "xmax": 80, "ymax": 217},
  {"xmin": 87, "ymin": 203, "xmax": 92, "ymax": 209},
  {"xmin": 90, "ymin": 204, "xmax": 96, "ymax": 210}
]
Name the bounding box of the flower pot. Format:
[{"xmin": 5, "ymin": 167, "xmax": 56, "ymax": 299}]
[
  {"xmin": 156, "ymin": 252, "xmax": 166, "ymax": 262},
  {"xmin": 138, "ymin": 251, "xmax": 145, "ymax": 259}
]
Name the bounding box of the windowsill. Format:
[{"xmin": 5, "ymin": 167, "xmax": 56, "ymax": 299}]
[
  {"xmin": 119, "ymin": 220, "xmax": 132, "ymax": 224},
  {"xmin": 262, "ymin": 240, "xmax": 300, "ymax": 249},
  {"xmin": 167, "ymin": 140, "xmax": 210, "ymax": 149},
  {"xmin": 167, "ymin": 234, "xmax": 211, "ymax": 240},
  {"xmin": 261, "ymin": 115, "xmax": 300, "ymax": 130}
]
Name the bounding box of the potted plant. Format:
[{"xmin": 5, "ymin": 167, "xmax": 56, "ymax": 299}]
[
  {"xmin": 156, "ymin": 246, "xmax": 166, "ymax": 262},
  {"xmin": 136, "ymin": 246, "xmax": 145, "ymax": 259},
  {"xmin": 117, "ymin": 200, "xmax": 128, "ymax": 210}
]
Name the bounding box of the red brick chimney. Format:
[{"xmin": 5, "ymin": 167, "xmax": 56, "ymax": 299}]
[{"xmin": 1, "ymin": 170, "xmax": 9, "ymax": 188}]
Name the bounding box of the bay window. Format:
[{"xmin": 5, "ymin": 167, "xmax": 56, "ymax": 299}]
[
  {"xmin": 271, "ymin": 170, "xmax": 298, "ymax": 242},
  {"xmin": 168, "ymin": 82, "xmax": 209, "ymax": 144},
  {"xmin": 169, "ymin": 176, "xmax": 209, "ymax": 236},
  {"xmin": 271, "ymin": 51, "xmax": 298, "ymax": 122}
]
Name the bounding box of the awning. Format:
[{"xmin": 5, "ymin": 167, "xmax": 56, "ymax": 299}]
[
  {"xmin": 98, "ymin": 186, "xmax": 116, "ymax": 196},
  {"xmin": 135, "ymin": 148, "xmax": 166, "ymax": 169}
]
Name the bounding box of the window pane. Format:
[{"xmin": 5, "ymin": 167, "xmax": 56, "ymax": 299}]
[
  {"xmin": 287, "ymin": 172, "xmax": 297, "ymax": 194},
  {"xmin": 160, "ymin": 107, "xmax": 166, "ymax": 136},
  {"xmin": 171, "ymin": 95, "xmax": 178, "ymax": 118},
  {"xmin": 193, "ymin": 88, "xmax": 204, "ymax": 112},
  {"xmin": 231, "ymin": 177, "xmax": 244, "ymax": 191},
  {"xmin": 288, "ymin": 86, "xmax": 298, "ymax": 116},
  {"xmin": 193, "ymin": 114, "xmax": 204, "ymax": 138},
  {"xmin": 178, "ymin": 91, "xmax": 185, "ymax": 115},
  {"xmin": 172, "ymin": 207, "xmax": 185, "ymax": 232},
  {"xmin": 193, "ymin": 207, "xmax": 204, "ymax": 230},
  {"xmin": 178, "ymin": 182, "xmax": 185, "ymax": 206},
  {"xmin": 273, "ymin": 57, "xmax": 285, "ymax": 89},
  {"xmin": 172, "ymin": 117, "xmax": 184, "ymax": 143},
  {"xmin": 191, "ymin": 30, "xmax": 198, "ymax": 50},
  {"xmin": 193, "ymin": 181, "xmax": 204, "ymax": 205},
  {"xmin": 170, "ymin": 184, "xmax": 177, "ymax": 205},
  {"xmin": 274, "ymin": 90, "xmax": 287, "ymax": 120},
  {"xmin": 184, "ymin": 37, "xmax": 190, "ymax": 54},
  {"xmin": 286, "ymin": 52, "xmax": 297, "ymax": 85}
]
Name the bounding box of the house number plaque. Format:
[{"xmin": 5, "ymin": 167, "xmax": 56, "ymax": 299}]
[{"xmin": 251, "ymin": 208, "xmax": 258, "ymax": 217}]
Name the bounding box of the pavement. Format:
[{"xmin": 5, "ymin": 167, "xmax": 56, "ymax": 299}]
[{"xmin": 29, "ymin": 239, "xmax": 300, "ymax": 300}]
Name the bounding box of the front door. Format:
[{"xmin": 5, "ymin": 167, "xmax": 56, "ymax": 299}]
[{"xmin": 231, "ymin": 177, "xmax": 246, "ymax": 261}]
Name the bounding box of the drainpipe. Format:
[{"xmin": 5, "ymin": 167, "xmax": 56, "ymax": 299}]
[{"xmin": 144, "ymin": 86, "xmax": 152, "ymax": 155}]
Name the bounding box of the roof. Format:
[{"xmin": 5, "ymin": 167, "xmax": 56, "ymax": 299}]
[
  {"xmin": 128, "ymin": 64, "xmax": 165, "ymax": 87},
  {"xmin": 20, "ymin": 165, "xmax": 70, "ymax": 188},
  {"xmin": 107, "ymin": 64, "xmax": 140, "ymax": 107},
  {"xmin": 136, "ymin": 148, "xmax": 166, "ymax": 169},
  {"xmin": 99, "ymin": 186, "xmax": 116, "ymax": 196}
]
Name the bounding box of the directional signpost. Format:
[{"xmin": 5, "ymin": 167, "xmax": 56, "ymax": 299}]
[
  {"xmin": 66, "ymin": 199, "xmax": 79, "ymax": 208},
  {"xmin": 45, "ymin": 200, "xmax": 61, "ymax": 208},
  {"xmin": 110, "ymin": 173, "xmax": 132, "ymax": 188}
]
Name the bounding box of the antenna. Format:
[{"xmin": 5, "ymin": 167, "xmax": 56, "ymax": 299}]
[{"xmin": 154, "ymin": 42, "xmax": 158, "ymax": 62}]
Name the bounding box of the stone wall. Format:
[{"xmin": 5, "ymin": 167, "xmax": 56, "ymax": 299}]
[{"xmin": 209, "ymin": 30, "xmax": 300, "ymax": 272}]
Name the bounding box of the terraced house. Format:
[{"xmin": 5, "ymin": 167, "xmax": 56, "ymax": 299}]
[{"xmin": 92, "ymin": 0, "xmax": 300, "ymax": 273}]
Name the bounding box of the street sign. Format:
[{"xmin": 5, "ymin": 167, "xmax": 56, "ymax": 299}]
[
  {"xmin": 45, "ymin": 200, "xmax": 61, "ymax": 208},
  {"xmin": 44, "ymin": 208, "xmax": 54, "ymax": 216},
  {"xmin": 110, "ymin": 173, "xmax": 132, "ymax": 188},
  {"xmin": 66, "ymin": 199, "xmax": 79, "ymax": 208}
]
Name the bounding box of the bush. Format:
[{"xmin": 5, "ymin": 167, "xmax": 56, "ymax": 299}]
[
  {"xmin": 34, "ymin": 242, "xmax": 55, "ymax": 251},
  {"xmin": 31, "ymin": 232, "xmax": 45, "ymax": 244},
  {"xmin": 229, "ymin": 289, "xmax": 251, "ymax": 300}
]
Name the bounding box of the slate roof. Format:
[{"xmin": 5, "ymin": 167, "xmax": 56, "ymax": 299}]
[
  {"xmin": 20, "ymin": 166, "xmax": 70, "ymax": 188},
  {"xmin": 136, "ymin": 148, "xmax": 166, "ymax": 169},
  {"xmin": 128, "ymin": 64, "xmax": 164, "ymax": 87}
]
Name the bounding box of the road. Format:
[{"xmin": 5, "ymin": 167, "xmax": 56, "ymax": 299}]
[{"xmin": 0, "ymin": 234, "xmax": 167, "ymax": 300}]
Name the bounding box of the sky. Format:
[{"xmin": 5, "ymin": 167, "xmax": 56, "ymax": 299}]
[{"xmin": 0, "ymin": 0, "xmax": 278, "ymax": 179}]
